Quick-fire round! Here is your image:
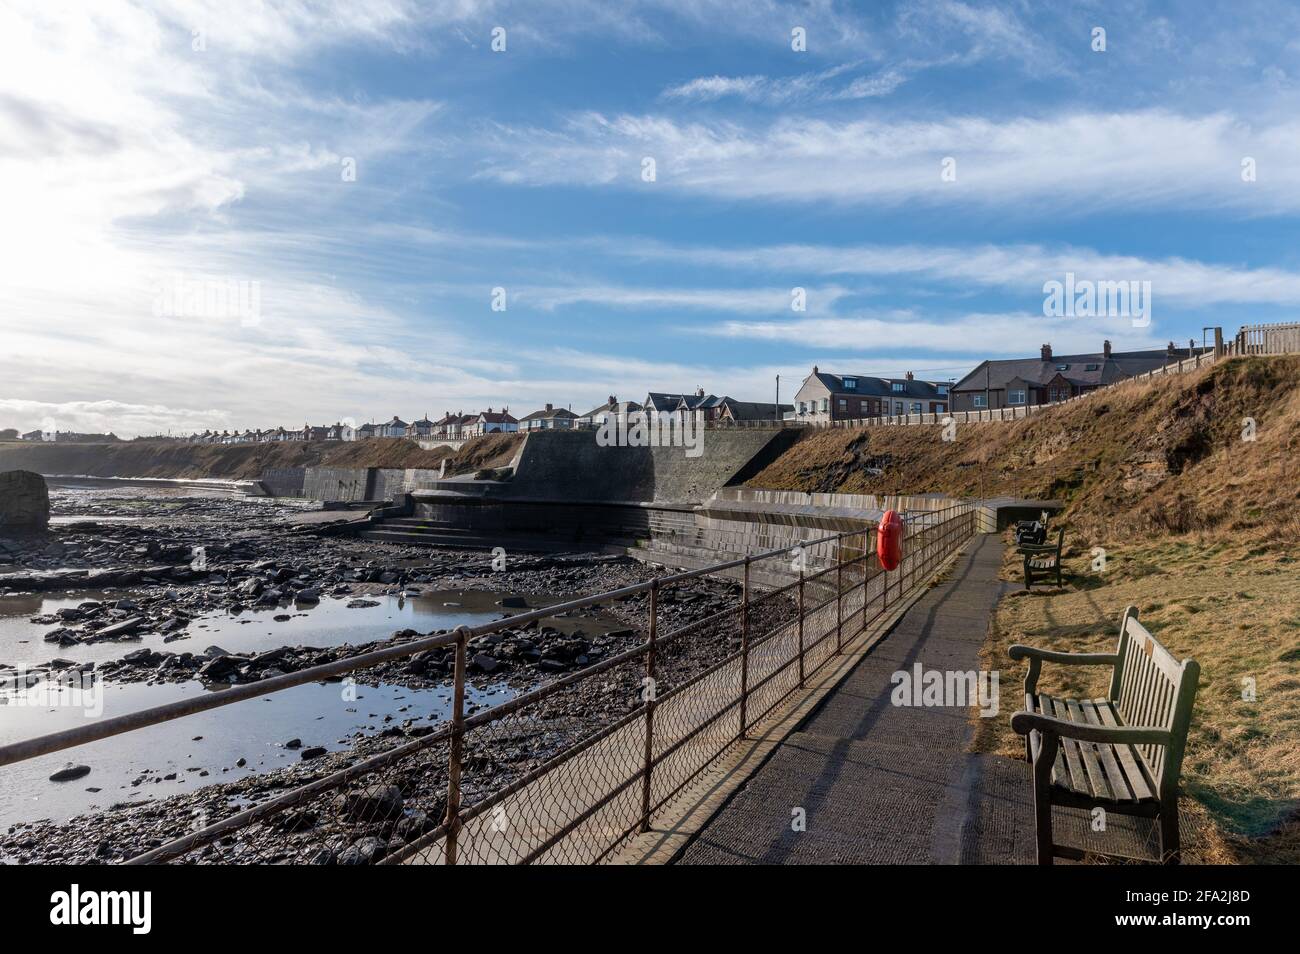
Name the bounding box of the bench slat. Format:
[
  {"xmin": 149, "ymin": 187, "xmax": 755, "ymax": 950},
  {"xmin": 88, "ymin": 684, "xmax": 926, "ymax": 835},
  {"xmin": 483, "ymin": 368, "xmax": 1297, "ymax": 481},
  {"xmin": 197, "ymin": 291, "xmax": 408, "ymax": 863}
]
[
  {"xmin": 1066, "ymin": 697, "xmax": 1110, "ymax": 799},
  {"xmin": 1095, "ymin": 699, "xmax": 1155, "ymax": 801},
  {"xmin": 1081, "ymin": 699, "xmax": 1136, "ymax": 803},
  {"xmin": 1047, "ymin": 696, "xmax": 1089, "ymax": 794}
]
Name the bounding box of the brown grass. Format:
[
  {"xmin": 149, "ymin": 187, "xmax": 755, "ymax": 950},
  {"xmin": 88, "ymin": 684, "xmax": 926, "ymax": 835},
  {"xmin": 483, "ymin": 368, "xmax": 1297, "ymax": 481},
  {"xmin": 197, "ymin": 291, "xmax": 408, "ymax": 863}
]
[
  {"xmin": 977, "ymin": 533, "xmax": 1300, "ymax": 863},
  {"xmin": 749, "ymin": 356, "xmax": 1300, "ymax": 547},
  {"xmin": 0, "ymin": 433, "xmax": 523, "ymax": 480}
]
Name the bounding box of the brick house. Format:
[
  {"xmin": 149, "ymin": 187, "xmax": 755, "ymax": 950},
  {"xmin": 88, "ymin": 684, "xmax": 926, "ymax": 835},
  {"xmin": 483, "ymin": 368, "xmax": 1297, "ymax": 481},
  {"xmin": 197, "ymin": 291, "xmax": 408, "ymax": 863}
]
[
  {"xmin": 792, "ymin": 368, "xmax": 950, "ymax": 424},
  {"xmin": 518, "ymin": 403, "xmax": 579, "ymax": 431}
]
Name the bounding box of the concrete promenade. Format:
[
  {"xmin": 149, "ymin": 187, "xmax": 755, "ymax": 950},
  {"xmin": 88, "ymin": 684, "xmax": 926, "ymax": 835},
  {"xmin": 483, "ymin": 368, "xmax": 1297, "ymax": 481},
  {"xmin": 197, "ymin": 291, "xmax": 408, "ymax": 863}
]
[{"xmin": 677, "ymin": 534, "xmax": 1037, "ymax": 864}]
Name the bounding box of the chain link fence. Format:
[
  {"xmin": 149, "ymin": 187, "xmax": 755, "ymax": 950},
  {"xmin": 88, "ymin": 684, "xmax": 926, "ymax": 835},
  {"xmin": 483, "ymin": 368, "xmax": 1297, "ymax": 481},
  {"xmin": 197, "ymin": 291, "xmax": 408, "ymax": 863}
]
[{"xmin": 0, "ymin": 505, "xmax": 975, "ymax": 865}]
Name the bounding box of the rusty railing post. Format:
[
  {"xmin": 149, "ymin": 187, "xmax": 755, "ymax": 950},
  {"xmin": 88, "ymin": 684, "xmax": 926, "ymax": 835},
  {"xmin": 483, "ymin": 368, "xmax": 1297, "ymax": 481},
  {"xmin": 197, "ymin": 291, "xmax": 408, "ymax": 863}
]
[
  {"xmin": 836, "ymin": 533, "xmax": 844, "ymax": 653},
  {"xmin": 739, "ymin": 556, "xmax": 751, "ymax": 739},
  {"xmin": 797, "ymin": 564, "xmax": 805, "ymax": 688},
  {"xmin": 639, "ymin": 578, "xmax": 658, "ymax": 833},
  {"xmin": 861, "ymin": 529, "xmax": 870, "ymax": 630},
  {"xmin": 444, "ymin": 625, "xmax": 468, "ymax": 865}
]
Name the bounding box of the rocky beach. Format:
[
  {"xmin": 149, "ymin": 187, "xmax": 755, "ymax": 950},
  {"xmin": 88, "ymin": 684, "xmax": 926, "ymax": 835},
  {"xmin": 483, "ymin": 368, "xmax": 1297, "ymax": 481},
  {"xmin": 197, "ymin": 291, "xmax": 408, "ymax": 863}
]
[{"xmin": 0, "ymin": 479, "xmax": 789, "ymax": 864}]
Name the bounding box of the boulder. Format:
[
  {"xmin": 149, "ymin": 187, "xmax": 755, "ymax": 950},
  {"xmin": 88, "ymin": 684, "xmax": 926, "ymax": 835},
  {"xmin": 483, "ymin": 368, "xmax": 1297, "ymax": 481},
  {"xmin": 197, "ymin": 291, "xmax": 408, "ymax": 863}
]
[{"xmin": 0, "ymin": 471, "xmax": 50, "ymax": 531}]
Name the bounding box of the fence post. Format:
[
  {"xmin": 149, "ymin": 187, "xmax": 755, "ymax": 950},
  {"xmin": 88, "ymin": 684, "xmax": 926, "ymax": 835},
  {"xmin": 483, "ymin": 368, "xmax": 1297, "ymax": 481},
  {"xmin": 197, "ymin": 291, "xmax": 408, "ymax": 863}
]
[
  {"xmin": 739, "ymin": 556, "xmax": 751, "ymax": 739},
  {"xmin": 444, "ymin": 625, "xmax": 468, "ymax": 865},
  {"xmin": 797, "ymin": 565, "xmax": 805, "ymax": 687},
  {"xmin": 836, "ymin": 533, "xmax": 844, "ymax": 653},
  {"xmin": 861, "ymin": 529, "xmax": 870, "ymax": 630},
  {"xmin": 639, "ymin": 578, "xmax": 658, "ymax": 833}
]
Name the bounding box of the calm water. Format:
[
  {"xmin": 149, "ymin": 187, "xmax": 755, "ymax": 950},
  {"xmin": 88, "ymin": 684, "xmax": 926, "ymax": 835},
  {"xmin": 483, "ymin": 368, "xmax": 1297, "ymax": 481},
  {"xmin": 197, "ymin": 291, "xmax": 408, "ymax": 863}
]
[
  {"xmin": 0, "ymin": 677, "xmax": 512, "ymax": 829},
  {"xmin": 0, "ymin": 589, "xmax": 609, "ymax": 672}
]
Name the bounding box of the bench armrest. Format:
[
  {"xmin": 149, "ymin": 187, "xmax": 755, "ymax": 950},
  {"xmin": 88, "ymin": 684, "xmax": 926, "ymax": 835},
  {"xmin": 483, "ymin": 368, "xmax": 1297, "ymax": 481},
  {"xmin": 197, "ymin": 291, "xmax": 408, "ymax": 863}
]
[
  {"xmin": 1009, "ymin": 646, "xmax": 1117, "ymax": 665},
  {"xmin": 1010, "ymin": 711, "xmax": 1171, "ymax": 747},
  {"xmin": 1009, "ymin": 645, "xmax": 1118, "ymax": 693}
]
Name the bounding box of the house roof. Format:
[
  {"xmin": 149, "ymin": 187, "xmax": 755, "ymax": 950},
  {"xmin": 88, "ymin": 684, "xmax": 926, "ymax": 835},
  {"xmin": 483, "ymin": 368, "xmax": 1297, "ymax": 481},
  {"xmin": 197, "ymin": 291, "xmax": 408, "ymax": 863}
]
[
  {"xmin": 719, "ymin": 399, "xmax": 794, "ymax": 421},
  {"xmin": 520, "ymin": 406, "xmax": 579, "ymax": 421},
  {"xmin": 579, "ymin": 399, "xmax": 642, "ymax": 418},
  {"xmin": 951, "ymin": 347, "xmax": 1209, "ymax": 393},
  {"xmin": 476, "ymin": 411, "xmax": 518, "ymax": 424},
  {"xmin": 806, "ymin": 370, "xmax": 948, "ymax": 399}
]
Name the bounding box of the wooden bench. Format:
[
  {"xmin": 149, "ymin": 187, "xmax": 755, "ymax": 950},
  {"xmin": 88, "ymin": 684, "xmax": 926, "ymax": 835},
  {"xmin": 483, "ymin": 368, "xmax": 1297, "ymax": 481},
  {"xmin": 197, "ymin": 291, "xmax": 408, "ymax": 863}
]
[
  {"xmin": 1014, "ymin": 509, "xmax": 1050, "ymax": 546},
  {"xmin": 1009, "ymin": 606, "xmax": 1200, "ymax": 864},
  {"xmin": 1019, "ymin": 526, "xmax": 1064, "ymax": 589}
]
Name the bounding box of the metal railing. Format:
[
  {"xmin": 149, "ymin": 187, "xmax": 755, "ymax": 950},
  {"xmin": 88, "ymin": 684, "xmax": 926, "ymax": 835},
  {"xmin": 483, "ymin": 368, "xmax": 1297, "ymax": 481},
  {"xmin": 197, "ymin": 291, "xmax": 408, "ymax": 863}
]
[{"xmin": 0, "ymin": 505, "xmax": 975, "ymax": 865}]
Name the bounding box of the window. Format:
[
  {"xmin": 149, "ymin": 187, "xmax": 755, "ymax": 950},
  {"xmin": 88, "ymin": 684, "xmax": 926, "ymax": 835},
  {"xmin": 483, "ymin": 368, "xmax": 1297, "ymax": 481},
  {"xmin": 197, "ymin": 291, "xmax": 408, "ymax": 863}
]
[
  {"xmin": 910, "ymin": 402, "xmax": 922, "ymax": 414},
  {"xmin": 820, "ymin": 398, "xmax": 828, "ymax": 412},
  {"xmin": 1056, "ymin": 363, "xmax": 1069, "ymax": 371},
  {"xmin": 895, "ymin": 401, "xmax": 905, "ymax": 414},
  {"xmin": 891, "ymin": 382, "xmax": 905, "ymax": 393},
  {"xmin": 842, "ymin": 377, "xmax": 857, "ymax": 389},
  {"xmin": 838, "ymin": 399, "xmax": 847, "ymax": 411},
  {"xmin": 798, "ymin": 401, "xmax": 806, "ymax": 414},
  {"xmin": 1085, "ymin": 363, "xmax": 1100, "ymax": 371},
  {"xmin": 973, "ymin": 394, "xmax": 987, "ymax": 408},
  {"xmin": 1009, "ymin": 389, "xmax": 1026, "ymax": 404},
  {"xmin": 936, "ymin": 384, "xmax": 948, "ymax": 395}
]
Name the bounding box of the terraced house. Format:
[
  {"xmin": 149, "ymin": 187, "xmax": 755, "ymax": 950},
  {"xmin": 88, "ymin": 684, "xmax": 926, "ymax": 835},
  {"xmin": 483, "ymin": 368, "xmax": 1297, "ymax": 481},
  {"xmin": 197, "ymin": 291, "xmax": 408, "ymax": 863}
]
[
  {"xmin": 792, "ymin": 367, "xmax": 950, "ymax": 424},
  {"xmin": 949, "ymin": 341, "xmax": 1209, "ymax": 412}
]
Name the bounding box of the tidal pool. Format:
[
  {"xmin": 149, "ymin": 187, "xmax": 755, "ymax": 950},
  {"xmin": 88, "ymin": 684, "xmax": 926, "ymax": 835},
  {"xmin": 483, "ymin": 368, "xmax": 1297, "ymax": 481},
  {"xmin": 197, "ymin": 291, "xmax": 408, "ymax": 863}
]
[{"xmin": 0, "ymin": 676, "xmax": 513, "ymax": 829}]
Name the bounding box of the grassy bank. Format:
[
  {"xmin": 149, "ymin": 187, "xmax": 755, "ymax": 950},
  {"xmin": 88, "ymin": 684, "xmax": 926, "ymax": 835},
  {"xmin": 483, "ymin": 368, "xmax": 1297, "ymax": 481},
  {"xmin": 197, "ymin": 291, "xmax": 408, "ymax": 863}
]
[
  {"xmin": 977, "ymin": 534, "xmax": 1300, "ymax": 863},
  {"xmin": 0, "ymin": 434, "xmax": 523, "ymax": 481},
  {"xmin": 748, "ymin": 356, "xmax": 1300, "ymax": 545}
]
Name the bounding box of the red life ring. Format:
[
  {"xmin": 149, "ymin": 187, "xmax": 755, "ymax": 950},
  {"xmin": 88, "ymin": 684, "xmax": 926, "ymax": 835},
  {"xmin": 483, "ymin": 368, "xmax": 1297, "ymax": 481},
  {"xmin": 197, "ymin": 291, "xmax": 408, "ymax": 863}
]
[{"xmin": 877, "ymin": 510, "xmax": 904, "ymax": 571}]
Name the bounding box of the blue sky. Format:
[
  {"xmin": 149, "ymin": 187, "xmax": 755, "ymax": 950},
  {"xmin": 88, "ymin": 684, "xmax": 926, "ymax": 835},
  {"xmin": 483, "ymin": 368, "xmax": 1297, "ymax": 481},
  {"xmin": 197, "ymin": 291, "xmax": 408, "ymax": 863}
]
[{"xmin": 4, "ymin": 0, "xmax": 1300, "ymax": 435}]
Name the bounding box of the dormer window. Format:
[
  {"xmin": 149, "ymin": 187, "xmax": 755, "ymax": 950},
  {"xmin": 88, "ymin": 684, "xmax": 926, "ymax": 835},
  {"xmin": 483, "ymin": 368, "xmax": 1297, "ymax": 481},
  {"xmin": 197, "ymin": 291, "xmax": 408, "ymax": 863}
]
[
  {"xmin": 891, "ymin": 382, "xmax": 905, "ymax": 393},
  {"xmin": 842, "ymin": 377, "xmax": 857, "ymax": 389},
  {"xmin": 937, "ymin": 384, "xmax": 948, "ymax": 395},
  {"xmin": 1085, "ymin": 363, "xmax": 1100, "ymax": 371},
  {"xmin": 1056, "ymin": 363, "xmax": 1069, "ymax": 371}
]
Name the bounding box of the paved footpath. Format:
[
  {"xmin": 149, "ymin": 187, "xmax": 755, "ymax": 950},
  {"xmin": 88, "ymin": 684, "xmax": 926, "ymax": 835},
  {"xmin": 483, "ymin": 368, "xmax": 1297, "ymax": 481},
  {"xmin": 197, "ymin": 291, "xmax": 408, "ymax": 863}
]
[{"xmin": 676, "ymin": 533, "xmax": 1040, "ymax": 864}]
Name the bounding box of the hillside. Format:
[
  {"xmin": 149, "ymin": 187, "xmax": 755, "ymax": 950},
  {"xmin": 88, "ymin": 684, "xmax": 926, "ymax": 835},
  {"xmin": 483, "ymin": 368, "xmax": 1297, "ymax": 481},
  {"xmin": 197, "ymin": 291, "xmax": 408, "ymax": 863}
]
[
  {"xmin": 749, "ymin": 355, "xmax": 1300, "ymax": 544},
  {"xmin": 0, "ymin": 434, "xmax": 523, "ymax": 481},
  {"xmin": 747, "ymin": 354, "xmax": 1300, "ymax": 863}
]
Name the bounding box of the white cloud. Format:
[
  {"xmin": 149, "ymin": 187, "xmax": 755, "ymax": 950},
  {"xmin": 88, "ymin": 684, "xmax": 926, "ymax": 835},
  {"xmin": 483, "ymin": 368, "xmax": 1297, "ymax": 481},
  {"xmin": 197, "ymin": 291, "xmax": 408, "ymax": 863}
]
[{"xmin": 475, "ymin": 108, "xmax": 1300, "ymax": 212}]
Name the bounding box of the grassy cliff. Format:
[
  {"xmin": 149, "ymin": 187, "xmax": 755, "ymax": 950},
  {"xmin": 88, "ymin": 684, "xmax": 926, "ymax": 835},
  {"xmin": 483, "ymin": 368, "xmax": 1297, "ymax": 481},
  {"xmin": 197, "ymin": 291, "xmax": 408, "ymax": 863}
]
[
  {"xmin": 0, "ymin": 434, "xmax": 523, "ymax": 481},
  {"xmin": 749, "ymin": 355, "xmax": 1300, "ymax": 545},
  {"xmin": 752, "ymin": 355, "xmax": 1300, "ymax": 862}
]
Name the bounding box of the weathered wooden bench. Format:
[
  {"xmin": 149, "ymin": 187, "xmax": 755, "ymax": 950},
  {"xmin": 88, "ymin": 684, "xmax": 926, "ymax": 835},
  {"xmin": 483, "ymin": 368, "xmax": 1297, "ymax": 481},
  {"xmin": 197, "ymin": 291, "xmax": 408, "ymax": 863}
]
[
  {"xmin": 1014, "ymin": 509, "xmax": 1051, "ymax": 546},
  {"xmin": 1019, "ymin": 526, "xmax": 1064, "ymax": 589},
  {"xmin": 1009, "ymin": 606, "xmax": 1200, "ymax": 864}
]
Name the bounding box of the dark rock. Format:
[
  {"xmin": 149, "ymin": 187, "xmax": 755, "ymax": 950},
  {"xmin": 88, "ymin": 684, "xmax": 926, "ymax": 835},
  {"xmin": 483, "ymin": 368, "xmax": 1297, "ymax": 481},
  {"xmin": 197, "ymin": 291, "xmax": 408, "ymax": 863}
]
[
  {"xmin": 0, "ymin": 471, "xmax": 50, "ymax": 530},
  {"xmin": 335, "ymin": 783, "xmax": 404, "ymax": 822},
  {"xmin": 49, "ymin": 764, "xmax": 91, "ymax": 783},
  {"xmin": 300, "ymin": 746, "xmax": 327, "ymax": 760}
]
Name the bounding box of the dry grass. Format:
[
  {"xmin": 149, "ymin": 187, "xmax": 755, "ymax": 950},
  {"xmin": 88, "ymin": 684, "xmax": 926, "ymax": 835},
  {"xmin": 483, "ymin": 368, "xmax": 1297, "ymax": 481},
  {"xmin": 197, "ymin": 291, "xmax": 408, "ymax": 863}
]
[
  {"xmin": 749, "ymin": 356, "xmax": 1300, "ymax": 547},
  {"xmin": 976, "ymin": 533, "xmax": 1300, "ymax": 863},
  {"xmin": 0, "ymin": 433, "xmax": 523, "ymax": 480}
]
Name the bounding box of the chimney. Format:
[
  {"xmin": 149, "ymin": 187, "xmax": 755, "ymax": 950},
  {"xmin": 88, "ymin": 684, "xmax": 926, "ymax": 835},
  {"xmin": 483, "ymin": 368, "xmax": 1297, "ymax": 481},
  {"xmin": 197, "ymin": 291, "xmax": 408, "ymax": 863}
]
[
  {"xmin": 1103, "ymin": 339, "xmax": 1112, "ymax": 358},
  {"xmin": 696, "ymin": 386, "xmax": 705, "ymax": 397},
  {"xmin": 1040, "ymin": 343, "xmax": 1053, "ymax": 361},
  {"xmin": 545, "ymin": 403, "xmax": 552, "ymax": 412},
  {"xmin": 608, "ymin": 395, "xmax": 617, "ymax": 406},
  {"xmin": 905, "ymin": 371, "xmax": 914, "ymax": 381}
]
